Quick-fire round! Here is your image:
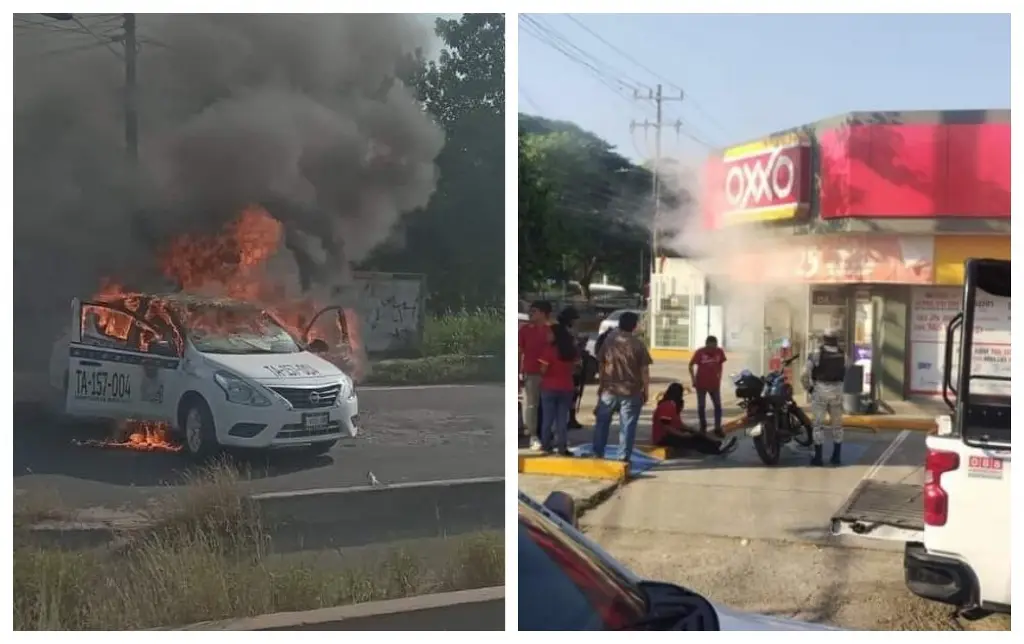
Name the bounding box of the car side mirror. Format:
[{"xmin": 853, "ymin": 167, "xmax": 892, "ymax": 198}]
[
  {"xmin": 543, "ymin": 491, "xmax": 578, "ymax": 528},
  {"xmin": 150, "ymin": 340, "xmax": 176, "ymax": 357}
]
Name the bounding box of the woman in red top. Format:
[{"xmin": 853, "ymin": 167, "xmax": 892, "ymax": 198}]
[
  {"xmin": 537, "ymin": 320, "xmax": 579, "ymax": 456},
  {"xmin": 652, "ymin": 383, "xmax": 738, "ymax": 456}
]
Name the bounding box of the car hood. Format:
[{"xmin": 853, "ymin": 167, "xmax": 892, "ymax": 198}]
[
  {"xmin": 202, "ymin": 351, "xmax": 345, "ymax": 385},
  {"xmin": 713, "ymin": 603, "xmax": 839, "ymax": 631}
]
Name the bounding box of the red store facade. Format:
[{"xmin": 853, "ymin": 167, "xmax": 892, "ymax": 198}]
[{"xmin": 698, "ymin": 109, "xmax": 1011, "ymax": 402}]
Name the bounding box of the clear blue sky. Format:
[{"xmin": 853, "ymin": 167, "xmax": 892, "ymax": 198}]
[{"xmin": 518, "ymin": 13, "xmax": 1011, "ymax": 163}]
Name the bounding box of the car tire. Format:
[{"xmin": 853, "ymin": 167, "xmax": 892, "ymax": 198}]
[
  {"xmin": 180, "ymin": 397, "xmax": 220, "ymax": 462},
  {"xmin": 306, "ymin": 440, "xmax": 337, "ymax": 456}
]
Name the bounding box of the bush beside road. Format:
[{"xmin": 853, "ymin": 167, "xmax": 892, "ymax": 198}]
[{"xmin": 364, "ymin": 309, "xmax": 503, "ymax": 386}]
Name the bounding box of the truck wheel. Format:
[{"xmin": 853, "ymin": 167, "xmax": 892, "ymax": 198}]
[
  {"xmin": 307, "ymin": 440, "xmax": 337, "ymax": 457},
  {"xmin": 181, "ymin": 398, "xmax": 219, "ymax": 462}
]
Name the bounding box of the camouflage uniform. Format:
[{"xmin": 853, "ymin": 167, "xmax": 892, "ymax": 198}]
[
  {"xmin": 801, "ymin": 340, "xmax": 846, "ymax": 465},
  {"xmin": 810, "ymin": 381, "xmax": 844, "ymax": 446}
]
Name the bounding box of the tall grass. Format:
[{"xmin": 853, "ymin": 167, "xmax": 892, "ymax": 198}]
[
  {"xmin": 13, "ymin": 460, "xmax": 504, "ymax": 631},
  {"xmin": 421, "ymin": 308, "xmax": 503, "ymax": 357}
]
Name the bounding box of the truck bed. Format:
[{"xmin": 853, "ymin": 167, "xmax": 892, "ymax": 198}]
[{"xmin": 830, "ymin": 479, "xmax": 924, "ymax": 540}]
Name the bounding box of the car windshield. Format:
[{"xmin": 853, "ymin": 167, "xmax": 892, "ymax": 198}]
[
  {"xmin": 518, "ymin": 497, "xmax": 647, "ymax": 630},
  {"xmin": 182, "ymin": 303, "xmax": 301, "ymax": 355}
]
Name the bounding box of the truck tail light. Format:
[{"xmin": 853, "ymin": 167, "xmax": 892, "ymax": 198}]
[{"xmin": 923, "ymin": 449, "xmax": 960, "ymax": 527}]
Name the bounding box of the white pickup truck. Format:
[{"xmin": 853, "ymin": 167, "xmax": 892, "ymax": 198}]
[
  {"xmin": 831, "ymin": 258, "xmax": 1011, "ymax": 620},
  {"xmin": 49, "ymin": 292, "xmax": 360, "ymax": 459}
]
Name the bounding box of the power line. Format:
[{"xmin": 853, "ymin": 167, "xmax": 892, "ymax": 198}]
[
  {"xmin": 562, "ymin": 14, "xmax": 731, "ymax": 142},
  {"xmin": 519, "ymin": 15, "xmax": 647, "ymax": 110},
  {"xmin": 72, "ymin": 15, "xmax": 123, "ymax": 59},
  {"xmin": 527, "ymin": 15, "xmax": 643, "ymax": 92}
]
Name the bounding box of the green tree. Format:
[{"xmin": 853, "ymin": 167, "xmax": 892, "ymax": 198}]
[
  {"xmin": 518, "ymin": 133, "xmax": 559, "ymax": 291},
  {"xmin": 367, "ymin": 14, "xmax": 505, "ymax": 312},
  {"xmin": 518, "ymin": 114, "xmax": 660, "ymax": 296}
]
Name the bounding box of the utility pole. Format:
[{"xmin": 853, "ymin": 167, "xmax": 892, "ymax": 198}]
[
  {"xmin": 40, "ymin": 13, "xmax": 138, "ymax": 165},
  {"xmin": 123, "ymin": 13, "xmax": 138, "ymax": 165},
  {"xmin": 631, "ymin": 84, "xmax": 684, "ymax": 274}
]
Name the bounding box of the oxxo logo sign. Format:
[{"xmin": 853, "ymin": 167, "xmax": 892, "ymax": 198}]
[{"xmin": 721, "ymin": 141, "xmax": 807, "ymax": 220}]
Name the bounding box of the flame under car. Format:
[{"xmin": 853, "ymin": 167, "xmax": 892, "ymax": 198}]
[{"xmin": 49, "ymin": 292, "xmax": 360, "ymax": 458}]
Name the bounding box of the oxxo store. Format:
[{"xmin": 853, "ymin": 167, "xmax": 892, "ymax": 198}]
[{"xmin": 698, "ymin": 109, "xmax": 1011, "ymax": 402}]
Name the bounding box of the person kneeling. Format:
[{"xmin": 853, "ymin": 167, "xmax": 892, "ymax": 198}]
[{"xmin": 653, "ymin": 383, "xmax": 737, "ymax": 456}]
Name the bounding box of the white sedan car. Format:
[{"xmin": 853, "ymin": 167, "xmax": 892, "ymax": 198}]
[{"xmin": 49, "ymin": 292, "xmax": 359, "ymax": 459}]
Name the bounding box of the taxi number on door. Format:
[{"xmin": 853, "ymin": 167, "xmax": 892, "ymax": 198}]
[{"xmin": 75, "ymin": 369, "xmax": 132, "ymax": 402}]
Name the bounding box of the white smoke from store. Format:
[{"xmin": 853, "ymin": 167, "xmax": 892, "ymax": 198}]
[{"xmin": 655, "ymin": 162, "xmax": 814, "ymax": 370}]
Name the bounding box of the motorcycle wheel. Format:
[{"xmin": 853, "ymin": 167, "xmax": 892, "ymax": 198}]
[
  {"xmin": 753, "ymin": 417, "xmax": 782, "ymax": 466},
  {"xmin": 790, "ymin": 406, "xmax": 814, "ymax": 447}
]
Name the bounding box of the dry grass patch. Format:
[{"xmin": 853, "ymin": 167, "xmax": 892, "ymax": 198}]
[{"xmin": 14, "ymin": 459, "xmax": 504, "ymax": 630}]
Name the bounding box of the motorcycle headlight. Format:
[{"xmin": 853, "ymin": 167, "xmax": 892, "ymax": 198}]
[{"xmin": 213, "ymin": 371, "xmax": 272, "ymax": 407}]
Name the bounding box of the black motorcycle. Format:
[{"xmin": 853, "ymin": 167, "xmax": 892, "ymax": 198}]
[{"xmin": 731, "ymin": 354, "xmax": 815, "ymax": 466}]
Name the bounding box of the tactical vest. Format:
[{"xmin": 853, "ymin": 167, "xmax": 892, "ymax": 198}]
[{"xmin": 812, "ymin": 349, "xmax": 846, "ymax": 383}]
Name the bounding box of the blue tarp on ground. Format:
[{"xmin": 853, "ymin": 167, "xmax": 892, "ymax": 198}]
[{"xmin": 569, "ymin": 444, "xmax": 662, "ymax": 476}]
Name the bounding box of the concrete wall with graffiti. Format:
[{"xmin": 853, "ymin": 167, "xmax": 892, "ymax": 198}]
[{"xmin": 352, "ymin": 272, "xmax": 426, "ymax": 354}]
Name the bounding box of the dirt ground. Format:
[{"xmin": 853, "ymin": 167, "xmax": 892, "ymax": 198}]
[{"xmin": 585, "ymin": 526, "xmax": 1010, "ymax": 631}]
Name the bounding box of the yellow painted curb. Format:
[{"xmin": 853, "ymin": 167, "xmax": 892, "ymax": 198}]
[
  {"xmin": 843, "ymin": 415, "xmax": 937, "ymax": 432},
  {"xmin": 721, "ymin": 413, "xmax": 937, "ymax": 434},
  {"xmin": 518, "ymin": 454, "xmax": 629, "ymax": 481},
  {"xmin": 649, "ymin": 348, "xmax": 693, "ymax": 362},
  {"xmin": 632, "ymin": 443, "xmax": 670, "ymax": 460}
]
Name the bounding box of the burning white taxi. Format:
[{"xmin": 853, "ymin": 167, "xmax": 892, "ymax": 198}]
[{"xmin": 49, "ymin": 292, "xmax": 359, "ymax": 459}]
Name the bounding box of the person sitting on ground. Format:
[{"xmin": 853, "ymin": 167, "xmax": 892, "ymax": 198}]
[{"xmin": 652, "ymin": 382, "xmax": 738, "ymax": 456}]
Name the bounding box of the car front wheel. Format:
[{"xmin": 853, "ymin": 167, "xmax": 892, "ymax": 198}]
[{"xmin": 181, "ymin": 398, "xmax": 220, "ymax": 461}]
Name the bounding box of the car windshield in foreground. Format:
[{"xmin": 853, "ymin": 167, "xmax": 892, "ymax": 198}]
[
  {"xmin": 518, "ymin": 498, "xmax": 647, "ymax": 630},
  {"xmin": 183, "ymin": 304, "xmax": 301, "ymax": 355}
]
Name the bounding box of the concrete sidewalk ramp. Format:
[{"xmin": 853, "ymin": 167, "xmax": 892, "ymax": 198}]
[
  {"xmin": 175, "ymin": 587, "xmax": 505, "ymax": 631},
  {"xmin": 253, "ymin": 476, "xmax": 504, "ymax": 552}
]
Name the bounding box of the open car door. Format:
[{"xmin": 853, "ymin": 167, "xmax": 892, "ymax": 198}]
[
  {"xmin": 65, "ymin": 298, "xmax": 180, "ymax": 421},
  {"xmin": 303, "ymin": 305, "xmax": 367, "ymax": 382}
]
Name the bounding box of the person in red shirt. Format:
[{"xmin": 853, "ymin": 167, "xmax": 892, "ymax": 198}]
[
  {"xmin": 688, "ymin": 335, "xmax": 727, "ymax": 438},
  {"xmin": 537, "ymin": 320, "xmax": 579, "ymax": 455},
  {"xmin": 653, "ymin": 383, "xmax": 737, "ymax": 455},
  {"xmin": 519, "ymin": 301, "xmax": 553, "ymax": 449}
]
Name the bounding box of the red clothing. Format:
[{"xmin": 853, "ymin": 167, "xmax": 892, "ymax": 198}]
[
  {"xmin": 538, "ymin": 344, "xmax": 576, "ymax": 392},
  {"xmin": 652, "ymin": 400, "xmax": 682, "ymax": 444},
  {"xmin": 690, "ymin": 347, "xmax": 727, "ymax": 391},
  {"xmin": 518, "ymin": 323, "xmax": 550, "ymax": 374}
]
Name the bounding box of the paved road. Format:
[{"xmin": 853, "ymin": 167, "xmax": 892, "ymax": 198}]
[
  {"xmin": 14, "ymin": 384, "xmax": 503, "ymax": 510},
  {"xmin": 577, "ymin": 429, "xmax": 1009, "ymax": 630}
]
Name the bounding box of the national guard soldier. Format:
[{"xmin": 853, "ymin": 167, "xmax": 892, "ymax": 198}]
[{"xmin": 801, "ymin": 330, "xmax": 846, "ymax": 466}]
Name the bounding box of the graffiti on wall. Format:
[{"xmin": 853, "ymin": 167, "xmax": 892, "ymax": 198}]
[{"xmin": 351, "ymin": 273, "xmax": 424, "ymax": 353}]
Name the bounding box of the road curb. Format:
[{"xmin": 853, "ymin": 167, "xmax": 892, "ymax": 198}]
[
  {"xmin": 168, "ymin": 586, "xmax": 505, "ymax": 630},
  {"xmin": 20, "ymin": 477, "xmax": 506, "ymax": 552},
  {"xmin": 575, "ymin": 479, "xmax": 624, "ymax": 518}
]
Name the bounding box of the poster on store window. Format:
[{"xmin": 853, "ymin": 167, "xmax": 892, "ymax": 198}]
[
  {"xmin": 909, "ymin": 287, "xmax": 1011, "ymax": 395},
  {"xmin": 808, "ymin": 288, "xmax": 846, "ymax": 353}
]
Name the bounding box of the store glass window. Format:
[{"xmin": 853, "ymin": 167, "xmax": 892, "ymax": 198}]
[{"xmin": 654, "ymin": 294, "xmax": 690, "ymax": 349}]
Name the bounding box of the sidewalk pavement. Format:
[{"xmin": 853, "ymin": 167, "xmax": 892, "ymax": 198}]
[{"xmin": 519, "ymin": 387, "xmax": 948, "ymax": 514}]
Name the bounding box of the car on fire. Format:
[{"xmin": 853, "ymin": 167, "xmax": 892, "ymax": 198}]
[{"xmin": 48, "ymin": 292, "xmax": 360, "ymax": 459}]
